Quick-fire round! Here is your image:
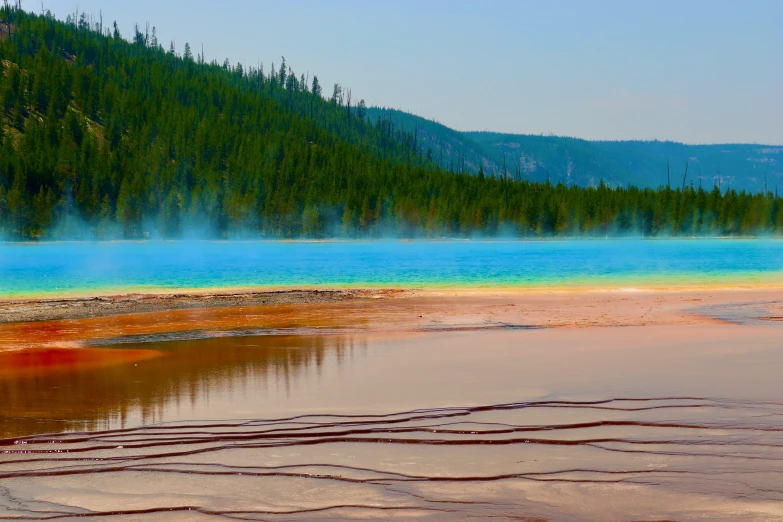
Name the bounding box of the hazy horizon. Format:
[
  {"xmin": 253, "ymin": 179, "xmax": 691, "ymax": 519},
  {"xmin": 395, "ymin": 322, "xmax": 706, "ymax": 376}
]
[{"xmin": 38, "ymin": 0, "xmax": 783, "ymax": 145}]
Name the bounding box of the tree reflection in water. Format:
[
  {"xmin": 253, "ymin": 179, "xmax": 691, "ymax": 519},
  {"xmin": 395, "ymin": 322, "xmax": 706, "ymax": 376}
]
[{"xmin": 0, "ymin": 334, "xmax": 364, "ymax": 437}]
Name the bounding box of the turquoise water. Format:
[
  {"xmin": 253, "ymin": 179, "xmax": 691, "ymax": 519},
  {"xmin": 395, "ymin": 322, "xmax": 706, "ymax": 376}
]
[{"xmin": 1, "ymin": 240, "xmax": 782, "ymax": 297}]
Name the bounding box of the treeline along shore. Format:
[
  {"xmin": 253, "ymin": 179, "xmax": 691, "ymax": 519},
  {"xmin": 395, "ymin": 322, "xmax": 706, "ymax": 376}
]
[{"xmin": 0, "ymin": 7, "xmax": 781, "ymax": 240}]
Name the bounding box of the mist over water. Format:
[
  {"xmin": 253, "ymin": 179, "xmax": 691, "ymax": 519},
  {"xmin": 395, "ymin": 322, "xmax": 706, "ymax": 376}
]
[{"xmin": 1, "ymin": 239, "xmax": 782, "ymax": 297}]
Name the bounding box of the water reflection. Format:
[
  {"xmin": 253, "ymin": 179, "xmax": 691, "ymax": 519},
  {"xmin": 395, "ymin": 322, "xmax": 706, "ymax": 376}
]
[
  {"xmin": 0, "ymin": 335, "xmax": 365, "ymax": 437},
  {"xmin": 2, "ymin": 324, "xmax": 783, "ymax": 520}
]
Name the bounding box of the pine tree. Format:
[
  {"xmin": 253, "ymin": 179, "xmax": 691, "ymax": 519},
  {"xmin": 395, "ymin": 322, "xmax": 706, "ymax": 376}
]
[
  {"xmin": 356, "ymin": 99, "xmax": 367, "ymax": 120},
  {"xmin": 311, "ymin": 75, "xmax": 322, "ymax": 97}
]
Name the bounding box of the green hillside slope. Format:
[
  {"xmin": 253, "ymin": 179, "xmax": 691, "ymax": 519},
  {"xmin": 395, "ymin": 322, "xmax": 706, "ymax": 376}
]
[
  {"xmin": 0, "ymin": 8, "xmax": 781, "ymax": 239},
  {"xmin": 365, "ymin": 107, "xmax": 491, "ymax": 174},
  {"xmin": 0, "ymin": 9, "xmax": 430, "ymax": 239}
]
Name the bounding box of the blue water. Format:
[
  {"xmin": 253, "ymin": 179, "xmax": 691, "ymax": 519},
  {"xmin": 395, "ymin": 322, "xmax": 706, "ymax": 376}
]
[{"xmin": 1, "ymin": 240, "xmax": 781, "ymax": 297}]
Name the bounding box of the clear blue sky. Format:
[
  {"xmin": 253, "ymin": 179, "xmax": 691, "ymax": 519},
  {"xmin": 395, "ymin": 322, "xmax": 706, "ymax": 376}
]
[{"xmin": 44, "ymin": 0, "xmax": 782, "ymax": 144}]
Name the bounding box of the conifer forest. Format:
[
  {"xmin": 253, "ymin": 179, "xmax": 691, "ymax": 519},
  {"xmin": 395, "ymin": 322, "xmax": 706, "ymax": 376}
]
[{"xmin": 0, "ymin": 7, "xmax": 781, "ymax": 240}]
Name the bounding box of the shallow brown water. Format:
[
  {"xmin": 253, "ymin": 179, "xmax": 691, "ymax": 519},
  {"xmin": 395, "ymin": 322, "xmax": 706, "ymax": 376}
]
[{"xmin": 1, "ymin": 322, "xmax": 782, "ymax": 520}]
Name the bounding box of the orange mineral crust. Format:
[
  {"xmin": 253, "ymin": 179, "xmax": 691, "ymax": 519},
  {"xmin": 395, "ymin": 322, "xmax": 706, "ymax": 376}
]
[
  {"xmin": 0, "ymin": 347, "xmax": 162, "ymax": 379},
  {"xmin": 0, "ymin": 287, "xmax": 779, "ymax": 355}
]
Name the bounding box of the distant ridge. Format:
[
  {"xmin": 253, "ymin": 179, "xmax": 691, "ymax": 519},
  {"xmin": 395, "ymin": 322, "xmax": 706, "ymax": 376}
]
[{"xmin": 367, "ymin": 108, "xmax": 782, "ymax": 193}]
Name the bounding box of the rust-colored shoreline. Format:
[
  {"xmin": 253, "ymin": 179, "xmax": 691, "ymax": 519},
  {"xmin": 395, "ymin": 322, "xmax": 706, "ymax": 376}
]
[
  {"xmin": 0, "ymin": 286, "xmax": 779, "ymax": 384},
  {"xmin": 3, "ymin": 282, "xmax": 783, "ymax": 324},
  {"xmin": 1, "ymin": 286, "xmax": 780, "ymax": 352},
  {"xmin": 0, "ymin": 286, "xmax": 780, "ymax": 437}
]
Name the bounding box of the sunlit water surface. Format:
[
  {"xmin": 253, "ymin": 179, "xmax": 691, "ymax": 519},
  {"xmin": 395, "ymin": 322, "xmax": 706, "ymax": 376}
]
[{"xmin": 1, "ymin": 239, "xmax": 782, "ymax": 297}]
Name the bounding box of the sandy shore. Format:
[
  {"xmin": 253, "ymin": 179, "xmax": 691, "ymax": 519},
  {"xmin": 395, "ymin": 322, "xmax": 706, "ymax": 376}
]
[
  {"xmin": 2, "ymin": 285, "xmax": 781, "ymax": 325},
  {"xmin": 0, "ymin": 288, "xmax": 402, "ymax": 324},
  {"xmin": 0, "ymin": 287, "xmax": 780, "ymax": 355}
]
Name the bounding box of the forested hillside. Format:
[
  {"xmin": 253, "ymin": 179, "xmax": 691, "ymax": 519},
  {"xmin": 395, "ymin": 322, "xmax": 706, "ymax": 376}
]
[
  {"xmin": 369, "ymin": 108, "xmax": 782, "ymax": 193},
  {"xmin": 1, "ymin": 7, "xmax": 781, "ymax": 239}
]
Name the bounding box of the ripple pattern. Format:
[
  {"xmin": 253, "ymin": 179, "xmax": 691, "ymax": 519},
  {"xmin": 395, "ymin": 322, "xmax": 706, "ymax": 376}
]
[{"xmin": 2, "ymin": 397, "xmax": 782, "ymax": 521}]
